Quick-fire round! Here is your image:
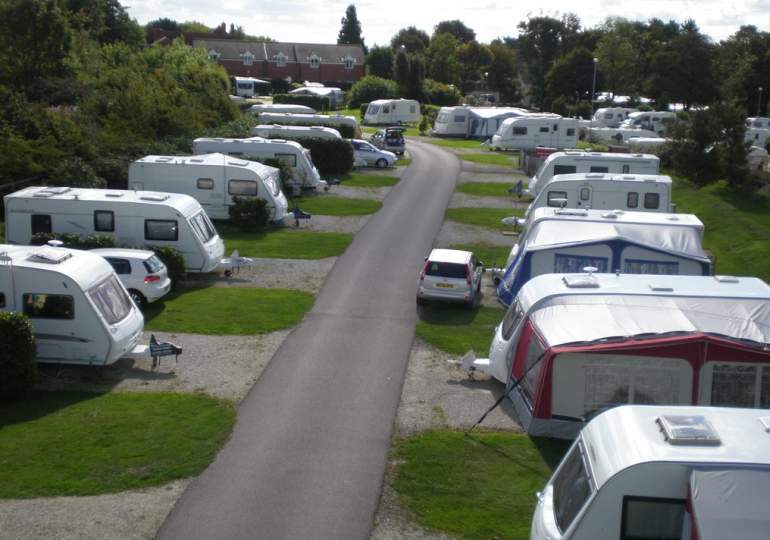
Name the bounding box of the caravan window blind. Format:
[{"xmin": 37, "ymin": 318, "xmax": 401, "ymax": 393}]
[
  {"xmin": 554, "ymin": 254, "xmax": 608, "ymax": 273},
  {"xmin": 623, "ymin": 259, "xmax": 679, "ymax": 275},
  {"xmin": 94, "ymin": 210, "xmax": 114, "ymax": 232},
  {"xmin": 31, "ymin": 214, "xmax": 52, "ymax": 235},
  {"xmin": 23, "ymin": 293, "xmax": 74, "ymax": 320},
  {"xmin": 145, "ymin": 220, "xmax": 178, "ymax": 241},
  {"xmin": 621, "ymin": 497, "xmax": 685, "ymax": 540}
]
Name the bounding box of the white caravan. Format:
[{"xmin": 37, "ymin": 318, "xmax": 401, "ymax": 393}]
[
  {"xmin": 490, "ymin": 117, "xmax": 578, "ymax": 151},
  {"xmin": 620, "ymin": 111, "xmax": 677, "ymax": 136},
  {"xmin": 289, "ymin": 86, "xmax": 344, "ymax": 109},
  {"xmin": 627, "ymin": 136, "xmax": 668, "ymax": 152},
  {"xmin": 591, "ymin": 107, "xmax": 637, "ymax": 128},
  {"xmin": 256, "ymin": 112, "xmax": 359, "ymax": 136},
  {"xmin": 364, "ymin": 99, "xmax": 421, "ymax": 125},
  {"xmin": 586, "ymin": 126, "xmax": 658, "ymax": 144},
  {"xmin": 4, "ymin": 187, "xmax": 225, "ymax": 273},
  {"xmin": 251, "ymin": 124, "xmax": 342, "ymax": 141},
  {"xmin": 0, "ymin": 244, "xmax": 144, "ymax": 365},
  {"xmin": 745, "ymin": 127, "xmax": 770, "ymax": 146},
  {"xmin": 249, "ymin": 103, "xmax": 317, "ymax": 114},
  {"xmin": 432, "ymin": 106, "xmax": 531, "ymax": 138},
  {"xmin": 527, "ymin": 151, "xmax": 660, "ymax": 197},
  {"xmin": 746, "ymin": 116, "xmax": 770, "ymax": 129},
  {"xmin": 523, "ymin": 173, "xmax": 673, "ymax": 219},
  {"xmin": 192, "ymin": 137, "xmax": 322, "ymax": 189},
  {"xmin": 128, "ymin": 153, "xmax": 288, "ymax": 222},
  {"xmin": 231, "ymin": 76, "xmax": 269, "ymax": 98},
  {"xmin": 532, "ymin": 405, "xmax": 770, "ymax": 540}
]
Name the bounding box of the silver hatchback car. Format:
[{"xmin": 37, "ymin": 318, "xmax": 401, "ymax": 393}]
[{"xmin": 416, "ymin": 249, "xmax": 483, "ymax": 307}]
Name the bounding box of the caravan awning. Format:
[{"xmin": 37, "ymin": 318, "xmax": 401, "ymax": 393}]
[{"xmin": 690, "ymin": 468, "xmax": 770, "ymax": 540}]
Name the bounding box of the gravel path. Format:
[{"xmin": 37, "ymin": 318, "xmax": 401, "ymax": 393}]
[
  {"xmin": 187, "ymin": 258, "xmax": 335, "ymax": 293},
  {"xmin": 435, "ymin": 219, "xmax": 517, "ymax": 248}
]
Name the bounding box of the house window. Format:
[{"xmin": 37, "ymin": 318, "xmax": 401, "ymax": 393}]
[
  {"xmin": 627, "ymin": 192, "xmax": 639, "ymax": 208},
  {"xmin": 31, "ymin": 214, "xmax": 52, "ymax": 235},
  {"xmin": 644, "ymin": 192, "xmax": 660, "ymax": 209},
  {"xmin": 23, "ymin": 293, "xmax": 74, "ymax": 320},
  {"xmin": 554, "ymin": 254, "xmax": 608, "ymax": 273},
  {"xmin": 708, "ymin": 363, "xmax": 770, "ymax": 408},
  {"xmin": 553, "ymin": 165, "xmax": 576, "ymax": 176},
  {"xmin": 308, "ymin": 54, "xmax": 321, "ymax": 69},
  {"xmin": 274, "ymin": 52, "xmax": 288, "ymax": 67},
  {"xmin": 343, "ymin": 55, "xmax": 355, "ymax": 70},
  {"xmin": 621, "ymin": 497, "xmax": 686, "ymax": 540},
  {"xmin": 513, "ymin": 126, "xmax": 527, "ymax": 135},
  {"xmin": 94, "ymin": 210, "xmax": 114, "ymax": 232},
  {"xmin": 197, "ymin": 178, "xmax": 215, "ymax": 190},
  {"xmin": 547, "ymin": 190, "xmax": 568, "ymax": 207},
  {"xmin": 208, "ymin": 49, "xmax": 221, "ymax": 62},
  {"xmin": 228, "ymin": 179, "xmax": 258, "ymax": 196},
  {"xmin": 242, "ymin": 50, "xmax": 254, "ymax": 66},
  {"xmin": 144, "ymin": 219, "xmax": 178, "ymax": 241},
  {"xmin": 623, "ymin": 259, "xmax": 679, "ymax": 275}
]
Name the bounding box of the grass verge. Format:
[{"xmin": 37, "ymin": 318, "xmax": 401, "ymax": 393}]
[
  {"xmin": 392, "ymin": 430, "xmax": 570, "ymax": 540},
  {"xmin": 339, "ymin": 172, "xmax": 399, "ymax": 188},
  {"xmin": 446, "ymin": 207, "xmax": 522, "ymax": 231},
  {"xmin": 449, "ymin": 243, "xmax": 512, "ymax": 268},
  {"xmin": 144, "ymin": 286, "xmax": 314, "ymax": 335},
  {"xmin": 461, "ymin": 152, "xmax": 519, "ymax": 167},
  {"xmin": 457, "ymin": 182, "xmax": 521, "ymax": 198},
  {"xmin": 416, "ymin": 305, "xmax": 504, "ymax": 355},
  {"xmin": 219, "ymin": 226, "xmax": 353, "ymax": 259},
  {"xmin": 396, "ymin": 157, "xmax": 412, "ymax": 166},
  {"xmin": 290, "ymin": 195, "xmax": 381, "ymax": 216},
  {"xmin": 421, "ymin": 137, "xmax": 486, "ymax": 150},
  {"xmin": 0, "ymin": 391, "xmax": 235, "ymax": 498}
]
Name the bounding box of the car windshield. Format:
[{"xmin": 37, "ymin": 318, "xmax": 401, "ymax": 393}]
[
  {"xmin": 553, "ymin": 442, "xmax": 594, "ymax": 533},
  {"xmin": 426, "ymin": 261, "xmax": 467, "ymax": 279},
  {"xmin": 88, "ymin": 275, "xmax": 133, "ymax": 325}
]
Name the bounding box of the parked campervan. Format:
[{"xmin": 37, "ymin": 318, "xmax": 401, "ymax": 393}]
[
  {"xmin": 496, "ymin": 207, "xmax": 710, "ymax": 306},
  {"xmin": 364, "ymin": 99, "xmax": 420, "ymax": 125},
  {"xmin": 523, "ymin": 172, "xmax": 673, "ymax": 220},
  {"xmin": 490, "ymin": 117, "xmax": 578, "ymax": 151},
  {"xmin": 192, "ymin": 137, "xmax": 322, "ymax": 189},
  {"xmin": 527, "ymin": 151, "xmax": 660, "ymax": 197},
  {"xmin": 431, "ymin": 106, "xmax": 530, "ymax": 138},
  {"xmin": 249, "ymin": 104, "xmax": 317, "ymax": 114},
  {"xmin": 620, "ymin": 111, "xmax": 677, "ymax": 136},
  {"xmin": 0, "ymin": 243, "xmax": 144, "ymax": 364},
  {"xmin": 256, "ymin": 113, "xmax": 359, "ymax": 137},
  {"xmin": 465, "ymin": 272, "xmax": 770, "ymax": 438},
  {"xmin": 532, "ymin": 405, "xmax": 770, "ymax": 540},
  {"xmin": 4, "ymin": 187, "xmax": 225, "ymax": 273},
  {"xmin": 128, "ymin": 153, "xmax": 288, "ymax": 222},
  {"xmin": 251, "ymin": 124, "xmax": 342, "ymax": 141},
  {"xmin": 231, "ymin": 76, "xmax": 269, "ymax": 98},
  {"xmin": 289, "ymin": 86, "xmax": 344, "ymax": 109},
  {"xmin": 591, "ymin": 107, "xmax": 637, "ymax": 128}
]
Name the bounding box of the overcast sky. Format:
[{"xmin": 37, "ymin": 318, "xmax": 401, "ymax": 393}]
[{"xmin": 126, "ymin": 0, "xmax": 770, "ymax": 45}]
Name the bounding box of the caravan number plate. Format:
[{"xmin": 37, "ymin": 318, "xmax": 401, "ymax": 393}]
[{"xmin": 436, "ymin": 283, "xmax": 454, "ymax": 288}]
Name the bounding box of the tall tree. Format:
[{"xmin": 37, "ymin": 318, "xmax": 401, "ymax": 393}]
[
  {"xmin": 545, "ymin": 47, "xmax": 596, "ymax": 107},
  {"xmin": 393, "ymin": 48, "xmax": 410, "ymax": 95},
  {"xmin": 406, "ymin": 55, "xmax": 425, "ymax": 100},
  {"xmin": 456, "ymin": 41, "xmax": 493, "ymax": 94},
  {"xmin": 717, "ymin": 26, "xmax": 770, "ymax": 116},
  {"xmin": 516, "ymin": 16, "xmax": 575, "ymax": 108},
  {"xmin": 424, "ymin": 32, "xmax": 460, "ymax": 84},
  {"xmin": 487, "ymin": 41, "xmax": 519, "ymax": 102},
  {"xmin": 64, "ymin": 0, "xmax": 143, "ymax": 46},
  {"xmin": 145, "ymin": 17, "xmax": 180, "ymax": 32},
  {"xmin": 338, "ymin": 4, "xmax": 364, "ymax": 49},
  {"xmin": 365, "ymin": 46, "xmax": 394, "ymax": 79},
  {"xmin": 594, "ymin": 20, "xmax": 637, "ymax": 96},
  {"xmin": 433, "ymin": 20, "xmax": 475, "ymax": 44},
  {"xmin": 390, "ymin": 26, "xmax": 430, "ymax": 53}
]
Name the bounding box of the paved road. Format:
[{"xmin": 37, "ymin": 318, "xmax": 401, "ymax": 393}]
[{"xmin": 157, "ymin": 140, "xmax": 461, "ymax": 540}]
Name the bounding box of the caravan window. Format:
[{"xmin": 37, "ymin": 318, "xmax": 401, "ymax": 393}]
[
  {"xmin": 554, "ymin": 254, "xmax": 608, "ymax": 273},
  {"xmin": 275, "ymin": 153, "xmax": 297, "ymax": 167},
  {"xmin": 547, "ymin": 191, "xmax": 568, "ymax": 207},
  {"xmin": 553, "ymin": 165, "xmax": 576, "ymax": 176},
  {"xmin": 707, "ymin": 363, "xmax": 770, "ymax": 408},
  {"xmin": 454, "ymin": 115, "xmax": 466, "ymax": 123},
  {"xmin": 553, "ymin": 442, "xmax": 593, "ymax": 534},
  {"xmin": 627, "ymin": 192, "xmax": 639, "ymax": 208},
  {"xmin": 228, "ymin": 179, "xmax": 258, "ymax": 196},
  {"xmin": 567, "ymin": 128, "xmax": 576, "ymax": 136},
  {"xmin": 437, "ymin": 112, "xmax": 450, "ymax": 123},
  {"xmin": 410, "ymin": 105, "xmax": 416, "ymax": 113},
  {"xmin": 383, "ymin": 106, "xmax": 390, "ymax": 113},
  {"xmin": 624, "ymin": 259, "xmax": 679, "ymax": 275},
  {"xmin": 31, "ymin": 214, "xmax": 51, "ymax": 235},
  {"xmin": 579, "ymin": 187, "xmax": 591, "ymax": 201},
  {"xmin": 589, "ymin": 166, "xmax": 608, "ymax": 173},
  {"xmin": 520, "ymin": 335, "xmax": 546, "ymax": 402},
  {"xmin": 513, "ymin": 126, "xmax": 527, "ymax": 135},
  {"xmin": 621, "ymin": 497, "xmax": 685, "ymax": 540},
  {"xmin": 94, "ymin": 211, "xmax": 114, "ymax": 232},
  {"xmin": 643, "ymin": 193, "xmax": 660, "ymax": 209},
  {"xmin": 368, "ymin": 104, "xmax": 380, "ymax": 114},
  {"xmin": 145, "ymin": 220, "xmax": 178, "ymax": 241},
  {"xmin": 0, "ymin": 292, "xmax": 5, "ymax": 308},
  {"xmin": 23, "ymin": 293, "xmax": 74, "ymax": 320},
  {"xmin": 501, "ymin": 300, "xmax": 525, "ymax": 340},
  {"xmin": 189, "ymin": 211, "xmax": 217, "ymax": 243},
  {"xmin": 622, "ymin": 164, "xmax": 631, "ymax": 173},
  {"xmin": 604, "ymin": 113, "xmax": 614, "ymax": 119},
  {"xmin": 197, "ymin": 178, "xmax": 214, "ymax": 190},
  {"xmin": 539, "ymin": 126, "xmax": 549, "ymax": 133},
  {"xmin": 88, "ymin": 275, "xmax": 132, "ymax": 325}
]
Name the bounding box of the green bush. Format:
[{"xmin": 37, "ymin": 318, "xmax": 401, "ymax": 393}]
[
  {"xmin": 263, "ymin": 136, "xmax": 354, "ymax": 176},
  {"xmin": 260, "ymin": 158, "xmax": 292, "ymax": 189},
  {"xmin": 419, "ymin": 115, "xmax": 429, "ymax": 134},
  {"xmin": 0, "ymin": 312, "xmax": 37, "ymax": 401},
  {"xmin": 272, "ymin": 93, "xmax": 330, "ymax": 112},
  {"xmin": 421, "ymin": 104, "xmax": 440, "ymax": 128},
  {"xmin": 48, "ymin": 157, "xmax": 106, "ymax": 188},
  {"xmin": 422, "ymin": 79, "xmax": 462, "ymax": 106},
  {"xmin": 229, "ymin": 196, "xmax": 270, "ymax": 232},
  {"xmin": 30, "ymin": 232, "xmax": 115, "ymax": 249},
  {"xmin": 147, "ymin": 245, "xmax": 186, "ymax": 287},
  {"xmin": 347, "ymin": 76, "xmax": 398, "ymax": 108}
]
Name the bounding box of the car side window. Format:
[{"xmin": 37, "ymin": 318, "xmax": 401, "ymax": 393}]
[{"xmin": 106, "ymin": 258, "xmax": 132, "ymax": 275}]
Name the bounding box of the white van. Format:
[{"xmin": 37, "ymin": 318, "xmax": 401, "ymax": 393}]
[
  {"xmin": 490, "ymin": 117, "xmax": 578, "ymax": 151},
  {"xmin": 251, "ymin": 124, "xmax": 342, "ymax": 141},
  {"xmin": 524, "ymin": 173, "xmax": 673, "ymax": 219},
  {"xmin": 128, "ymin": 153, "xmax": 288, "ymax": 222},
  {"xmin": 620, "ymin": 111, "xmax": 677, "ymax": 136},
  {"xmin": 192, "ymin": 137, "xmax": 322, "ymax": 189},
  {"xmin": 364, "ymin": 99, "xmax": 421, "ymax": 125},
  {"xmin": 591, "ymin": 107, "xmax": 637, "ymax": 128},
  {"xmin": 256, "ymin": 112, "xmax": 359, "ymax": 136},
  {"xmin": 0, "ymin": 244, "xmax": 144, "ymax": 365},
  {"xmin": 532, "ymin": 405, "xmax": 770, "ymax": 540},
  {"xmin": 4, "ymin": 187, "xmax": 225, "ymax": 273},
  {"xmin": 527, "ymin": 151, "xmax": 660, "ymax": 197}
]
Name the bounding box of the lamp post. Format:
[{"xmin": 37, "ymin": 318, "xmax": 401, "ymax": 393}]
[
  {"xmin": 589, "ymin": 57, "xmax": 598, "ymax": 131},
  {"xmin": 758, "ymin": 86, "xmax": 764, "ymax": 117}
]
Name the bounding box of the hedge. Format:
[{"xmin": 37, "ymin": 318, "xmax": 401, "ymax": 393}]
[
  {"xmin": 229, "ymin": 196, "xmax": 270, "ymax": 231},
  {"xmin": 272, "ymin": 93, "xmax": 330, "ymax": 112},
  {"xmin": 0, "ymin": 312, "xmax": 37, "ymax": 401},
  {"xmin": 264, "ymin": 136, "xmax": 353, "ymax": 176}
]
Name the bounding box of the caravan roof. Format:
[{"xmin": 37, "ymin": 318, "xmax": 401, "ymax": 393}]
[
  {"xmin": 133, "ymin": 152, "xmax": 278, "ymax": 175},
  {"xmin": 517, "ymin": 273, "xmax": 770, "ymax": 348},
  {"xmin": 541, "ymin": 172, "xmax": 672, "ymax": 185},
  {"xmin": 0, "ymin": 243, "xmax": 115, "ymax": 290},
  {"xmin": 251, "ymin": 124, "xmax": 342, "ymax": 139}
]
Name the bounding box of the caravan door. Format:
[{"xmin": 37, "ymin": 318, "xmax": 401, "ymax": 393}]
[{"xmin": 576, "ymin": 185, "xmax": 592, "ymax": 208}]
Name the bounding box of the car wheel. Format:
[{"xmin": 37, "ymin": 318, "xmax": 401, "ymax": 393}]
[
  {"xmin": 129, "ymin": 289, "xmax": 146, "ymax": 310},
  {"xmin": 416, "ymin": 296, "xmax": 426, "ymax": 307},
  {"xmin": 376, "ymin": 158, "xmax": 388, "ymax": 169}
]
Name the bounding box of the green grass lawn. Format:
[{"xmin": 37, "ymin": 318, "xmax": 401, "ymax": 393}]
[
  {"xmin": 671, "ymin": 176, "xmax": 770, "ymax": 282},
  {"xmin": 0, "ymin": 391, "xmax": 235, "ymax": 498},
  {"xmin": 338, "ymin": 172, "xmax": 399, "ymax": 188},
  {"xmin": 396, "ymin": 157, "xmax": 412, "ymax": 166},
  {"xmin": 392, "ymin": 431, "xmax": 570, "ymax": 540},
  {"xmin": 421, "ymin": 137, "xmax": 487, "ymax": 150},
  {"xmin": 446, "ymin": 207, "xmax": 522, "ymax": 231},
  {"xmin": 416, "ymin": 305, "xmax": 504, "ymax": 355},
  {"xmin": 289, "ymin": 195, "xmax": 381, "ymax": 216},
  {"xmin": 219, "ymin": 227, "xmax": 352, "ymax": 259},
  {"xmin": 457, "ymin": 182, "xmax": 520, "ymax": 198},
  {"xmin": 449, "ymin": 243, "xmax": 512, "ymax": 268},
  {"xmin": 144, "ymin": 286, "xmax": 314, "ymax": 335},
  {"xmin": 460, "ymin": 152, "xmax": 519, "ymax": 168}
]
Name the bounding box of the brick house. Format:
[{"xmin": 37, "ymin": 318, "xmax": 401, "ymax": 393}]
[{"xmin": 192, "ymin": 38, "xmax": 366, "ymax": 87}]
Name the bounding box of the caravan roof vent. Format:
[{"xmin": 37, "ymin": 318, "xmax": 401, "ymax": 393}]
[
  {"xmin": 623, "ymin": 175, "xmax": 636, "ymax": 180},
  {"xmin": 139, "ymin": 193, "xmax": 170, "ymax": 202},
  {"xmin": 586, "ymin": 173, "xmax": 604, "ymax": 179},
  {"xmin": 105, "ymin": 192, "xmax": 124, "ymax": 198},
  {"xmin": 601, "ymin": 211, "xmax": 620, "ymax": 219},
  {"xmin": 649, "ymin": 284, "xmax": 674, "ymax": 292},
  {"xmin": 189, "ymin": 158, "xmax": 204, "ymax": 163},
  {"xmin": 310, "ymin": 126, "xmax": 324, "ymax": 130},
  {"xmin": 228, "ymin": 159, "xmax": 249, "ymax": 167},
  {"xmin": 666, "ymin": 215, "xmax": 680, "ymax": 221},
  {"xmin": 34, "ymin": 187, "xmax": 71, "ymax": 198},
  {"xmin": 656, "ymin": 415, "xmax": 721, "ymax": 446},
  {"xmin": 27, "ymin": 248, "xmax": 72, "ymax": 264},
  {"xmin": 155, "ymin": 157, "xmax": 173, "ymax": 163},
  {"xmin": 562, "ymin": 274, "xmax": 599, "ymax": 288},
  {"xmin": 271, "ymin": 139, "xmax": 287, "ymax": 143},
  {"xmin": 555, "ymin": 208, "xmax": 588, "ymax": 217},
  {"xmin": 714, "ymin": 275, "xmax": 739, "ymax": 283}
]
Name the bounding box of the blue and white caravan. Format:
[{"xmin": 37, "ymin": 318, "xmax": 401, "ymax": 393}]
[{"xmin": 496, "ymin": 207, "xmax": 712, "ymax": 307}]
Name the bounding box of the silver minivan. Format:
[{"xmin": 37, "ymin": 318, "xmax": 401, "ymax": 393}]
[{"xmin": 416, "ymin": 249, "xmax": 483, "ymax": 307}]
